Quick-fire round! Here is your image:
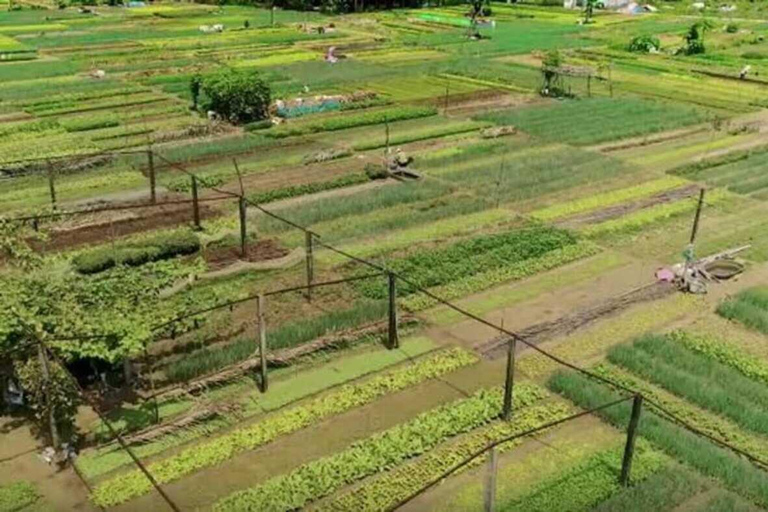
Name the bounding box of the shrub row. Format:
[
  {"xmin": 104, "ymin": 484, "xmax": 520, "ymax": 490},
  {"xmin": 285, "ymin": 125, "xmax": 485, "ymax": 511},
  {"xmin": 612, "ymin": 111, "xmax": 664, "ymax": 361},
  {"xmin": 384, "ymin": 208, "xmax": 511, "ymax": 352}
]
[
  {"xmin": 0, "ymin": 481, "xmax": 39, "ymax": 512},
  {"xmin": 354, "ymin": 226, "xmax": 578, "ymax": 300},
  {"xmin": 262, "ymin": 105, "xmax": 437, "ymax": 139},
  {"xmin": 498, "ymin": 442, "xmax": 667, "ymax": 512},
  {"xmin": 60, "ymin": 116, "xmax": 120, "ymax": 133},
  {"xmin": 717, "ymin": 287, "xmax": 768, "ymax": 335},
  {"xmin": 163, "ymin": 300, "xmax": 390, "ymax": 383},
  {"xmin": 318, "ymin": 401, "xmax": 572, "ymax": 512},
  {"xmin": 247, "ymin": 173, "xmax": 369, "ymax": 205},
  {"xmin": 608, "ymin": 335, "xmax": 768, "ymax": 436},
  {"xmin": 402, "ymin": 242, "xmax": 599, "ymax": 311},
  {"xmin": 548, "ymin": 371, "xmax": 768, "ymax": 508},
  {"xmin": 213, "ymin": 384, "xmax": 546, "ymax": 511},
  {"xmin": 668, "ymin": 330, "xmax": 768, "ymax": 385},
  {"xmin": 90, "ymin": 348, "xmax": 478, "ymax": 507},
  {"xmin": 73, "ymin": 230, "xmax": 200, "ymax": 275}
]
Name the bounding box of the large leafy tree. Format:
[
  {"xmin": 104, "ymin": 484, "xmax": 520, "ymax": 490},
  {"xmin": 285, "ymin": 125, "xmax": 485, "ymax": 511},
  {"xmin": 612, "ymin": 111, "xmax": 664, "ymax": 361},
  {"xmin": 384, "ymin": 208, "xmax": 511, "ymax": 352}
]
[{"xmin": 198, "ymin": 68, "xmax": 271, "ymax": 125}]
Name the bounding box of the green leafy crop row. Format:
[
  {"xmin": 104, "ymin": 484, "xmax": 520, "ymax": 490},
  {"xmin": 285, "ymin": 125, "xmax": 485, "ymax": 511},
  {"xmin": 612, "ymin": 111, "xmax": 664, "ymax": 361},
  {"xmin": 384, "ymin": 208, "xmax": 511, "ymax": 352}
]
[
  {"xmin": 354, "ymin": 226, "xmax": 578, "ymax": 301},
  {"xmin": 402, "ymin": 241, "xmax": 599, "ymax": 311},
  {"xmin": 318, "ymin": 401, "xmax": 572, "ymax": 512},
  {"xmin": 608, "ymin": 334, "xmax": 768, "ymax": 436},
  {"xmin": 247, "ymin": 173, "xmax": 369, "ymax": 205},
  {"xmin": 549, "ymin": 371, "xmax": 768, "ymax": 508},
  {"xmin": 214, "ymin": 384, "xmax": 547, "ymax": 511},
  {"xmin": 668, "ymin": 330, "xmax": 768, "ymax": 386},
  {"xmin": 72, "ymin": 230, "xmax": 200, "ymax": 275},
  {"xmin": 262, "ymin": 105, "xmax": 437, "ymax": 139},
  {"xmin": 592, "ymin": 363, "xmax": 768, "ymax": 465},
  {"xmin": 717, "ymin": 286, "xmax": 768, "ymax": 335},
  {"xmin": 0, "ymin": 481, "xmax": 39, "ymax": 512},
  {"xmin": 530, "ymin": 176, "xmax": 689, "ymax": 222},
  {"xmin": 90, "ymin": 348, "xmax": 478, "ymax": 507},
  {"xmin": 499, "ymin": 442, "xmax": 667, "ymax": 512}
]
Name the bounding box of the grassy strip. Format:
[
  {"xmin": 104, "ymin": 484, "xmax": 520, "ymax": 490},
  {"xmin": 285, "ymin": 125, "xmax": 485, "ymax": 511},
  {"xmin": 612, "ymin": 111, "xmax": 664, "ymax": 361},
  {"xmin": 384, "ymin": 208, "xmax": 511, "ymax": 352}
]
[
  {"xmin": 78, "ymin": 337, "xmax": 437, "ymax": 479},
  {"xmin": 317, "ymin": 401, "xmax": 573, "ymax": 512},
  {"xmin": 263, "ymin": 106, "xmax": 437, "ymax": 139},
  {"xmin": 247, "ymin": 173, "xmax": 369, "ymax": 205},
  {"xmin": 548, "ymin": 371, "xmax": 768, "ymax": 508},
  {"xmin": 593, "ymin": 363, "xmax": 768, "ymax": 464},
  {"xmin": 499, "ymin": 443, "xmax": 667, "ymax": 512},
  {"xmin": 608, "ymin": 336, "xmax": 768, "ymax": 436},
  {"xmin": 402, "ymin": 241, "xmax": 599, "ymax": 311},
  {"xmin": 717, "ymin": 287, "xmax": 768, "ymax": 335},
  {"xmin": 213, "ymin": 384, "xmax": 547, "ymax": 512},
  {"xmin": 592, "ymin": 464, "xmax": 708, "ymax": 512},
  {"xmin": 669, "ymin": 330, "xmax": 768, "ymax": 386},
  {"xmin": 0, "ymin": 481, "xmax": 39, "ymax": 512},
  {"xmin": 582, "ymin": 189, "xmax": 729, "ymax": 239},
  {"xmin": 90, "ymin": 348, "xmax": 478, "ymax": 507},
  {"xmin": 530, "ymin": 176, "xmax": 689, "ymax": 222},
  {"xmin": 163, "ymin": 300, "xmax": 389, "ymax": 383},
  {"xmin": 354, "ymin": 226, "xmax": 578, "ymax": 300}
]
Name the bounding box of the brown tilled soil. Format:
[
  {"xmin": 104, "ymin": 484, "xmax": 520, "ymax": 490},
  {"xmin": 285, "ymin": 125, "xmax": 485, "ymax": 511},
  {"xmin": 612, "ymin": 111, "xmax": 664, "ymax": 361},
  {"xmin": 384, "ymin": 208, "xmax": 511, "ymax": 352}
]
[
  {"xmin": 556, "ymin": 184, "xmax": 701, "ymax": 229},
  {"xmin": 203, "ymin": 238, "xmax": 289, "ymax": 271},
  {"xmin": 31, "ymin": 200, "xmax": 222, "ymax": 252},
  {"xmin": 476, "ymin": 281, "xmax": 676, "ymax": 358}
]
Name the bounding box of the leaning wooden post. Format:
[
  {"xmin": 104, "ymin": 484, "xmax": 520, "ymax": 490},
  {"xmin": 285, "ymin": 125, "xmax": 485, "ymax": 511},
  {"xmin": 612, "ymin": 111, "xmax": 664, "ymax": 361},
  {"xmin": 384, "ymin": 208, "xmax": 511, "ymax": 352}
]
[
  {"xmin": 238, "ymin": 196, "xmax": 247, "ymax": 258},
  {"xmin": 47, "ymin": 160, "xmax": 57, "ymax": 210},
  {"xmin": 388, "ymin": 272, "xmax": 399, "ymax": 349},
  {"xmin": 484, "ymin": 447, "xmax": 498, "ymax": 512},
  {"xmin": 256, "ymin": 294, "xmax": 268, "ymax": 392},
  {"xmin": 305, "ymin": 232, "xmax": 314, "ymax": 302},
  {"xmin": 689, "ymin": 188, "xmax": 706, "ymax": 245},
  {"xmin": 147, "ymin": 149, "xmax": 156, "ymax": 205},
  {"xmin": 620, "ymin": 394, "xmax": 643, "ymax": 486},
  {"xmin": 502, "ymin": 337, "xmax": 516, "ymax": 421},
  {"xmin": 191, "ymin": 175, "xmax": 201, "ymax": 230}
]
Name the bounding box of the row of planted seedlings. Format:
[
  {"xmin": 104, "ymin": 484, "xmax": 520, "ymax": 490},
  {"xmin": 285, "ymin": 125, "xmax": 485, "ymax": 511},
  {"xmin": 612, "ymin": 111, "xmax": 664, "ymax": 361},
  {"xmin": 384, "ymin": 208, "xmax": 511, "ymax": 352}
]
[
  {"xmin": 549, "ymin": 319, "xmax": 768, "ymax": 511},
  {"xmin": 198, "ymin": 331, "xmax": 661, "ymax": 512}
]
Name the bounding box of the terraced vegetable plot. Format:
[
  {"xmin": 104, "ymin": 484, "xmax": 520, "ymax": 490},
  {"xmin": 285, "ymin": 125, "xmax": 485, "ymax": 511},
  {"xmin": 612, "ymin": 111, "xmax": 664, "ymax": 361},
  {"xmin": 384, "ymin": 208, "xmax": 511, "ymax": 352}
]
[{"xmin": 2, "ymin": 2, "xmax": 768, "ymax": 512}]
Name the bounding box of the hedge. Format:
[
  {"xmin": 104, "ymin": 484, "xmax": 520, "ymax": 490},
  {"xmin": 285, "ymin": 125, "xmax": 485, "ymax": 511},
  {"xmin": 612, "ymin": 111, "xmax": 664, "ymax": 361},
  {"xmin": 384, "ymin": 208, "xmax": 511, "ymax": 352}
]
[{"xmin": 73, "ymin": 230, "xmax": 200, "ymax": 274}]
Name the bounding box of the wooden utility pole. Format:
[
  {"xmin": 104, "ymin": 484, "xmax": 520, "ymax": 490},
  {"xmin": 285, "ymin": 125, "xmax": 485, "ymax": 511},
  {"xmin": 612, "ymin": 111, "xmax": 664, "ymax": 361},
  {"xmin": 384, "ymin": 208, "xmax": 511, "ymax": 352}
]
[
  {"xmin": 191, "ymin": 175, "xmax": 201, "ymax": 230},
  {"xmin": 37, "ymin": 342, "xmax": 60, "ymax": 450},
  {"xmin": 502, "ymin": 337, "xmax": 516, "ymax": 421},
  {"xmin": 484, "ymin": 447, "xmax": 498, "ymax": 512},
  {"xmin": 239, "ymin": 197, "xmax": 248, "ymax": 258},
  {"xmin": 256, "ymin": 294, "xmax": 268, "ymax": 392},
  {"xmin": 620, "ymin": 395, "xmax": 643, "ymax": 486},
  {"xmin": 47, "ymin": 161, "xmax": 57, "ymax": 210},
  {"xmin": 305, "ymin": 232, "xmax": 314, "ymax": 302},
  {"xmin": 147, "ymin": 149, "xmax": 156, "ymax": 204},
  {"xmin": 388, "ymin": 272, "xmax": 399, "ymax": 349}
]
